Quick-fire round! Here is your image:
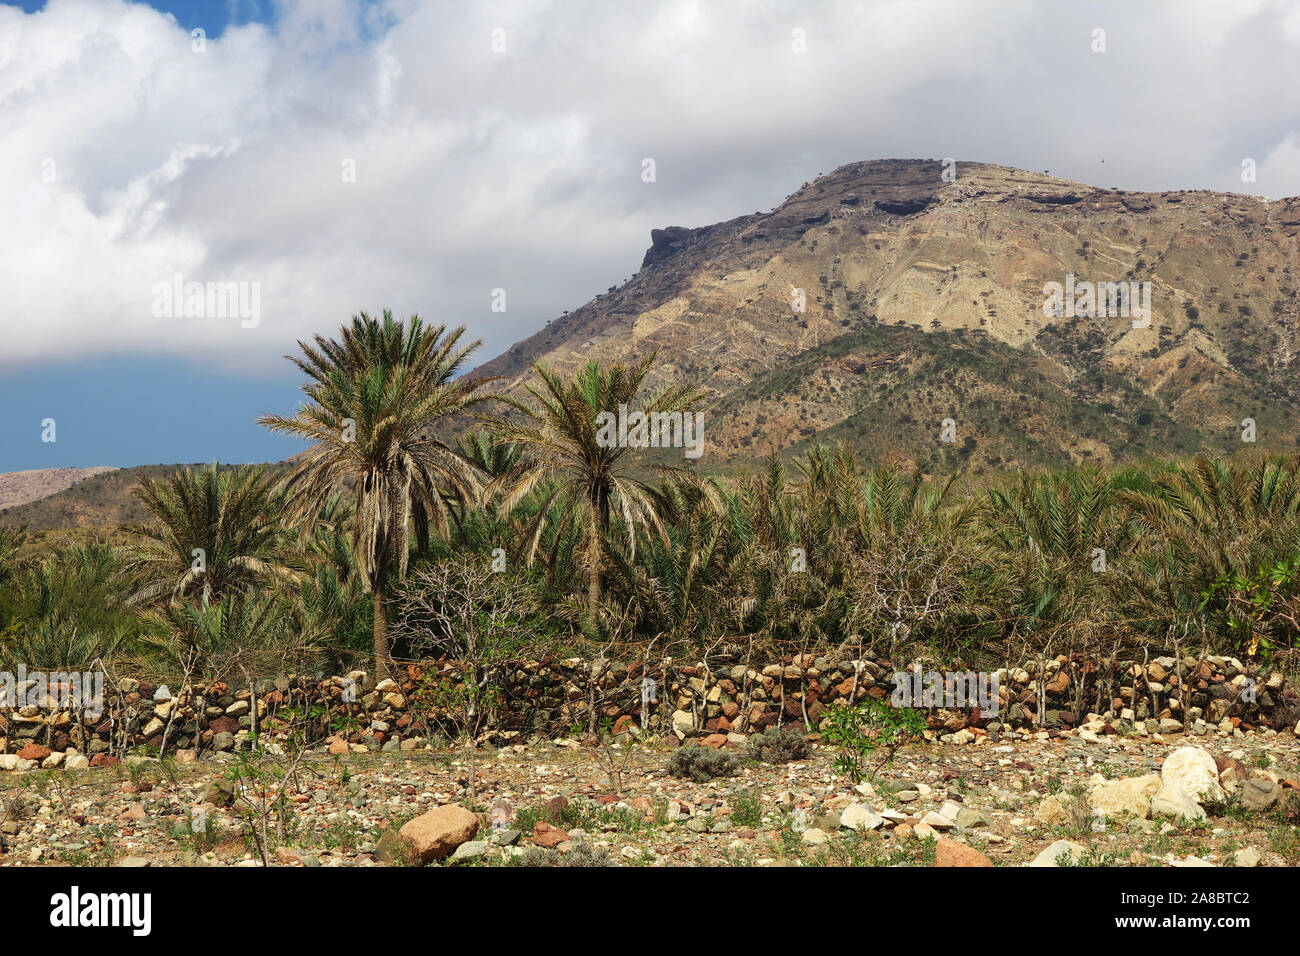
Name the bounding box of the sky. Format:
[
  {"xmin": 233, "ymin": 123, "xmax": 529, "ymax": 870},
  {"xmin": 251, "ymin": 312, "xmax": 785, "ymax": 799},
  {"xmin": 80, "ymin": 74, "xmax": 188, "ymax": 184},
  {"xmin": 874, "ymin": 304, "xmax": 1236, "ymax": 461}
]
[{"xmin": 3, "ymin": 0, "xmax": 1300, "ymax": 470}]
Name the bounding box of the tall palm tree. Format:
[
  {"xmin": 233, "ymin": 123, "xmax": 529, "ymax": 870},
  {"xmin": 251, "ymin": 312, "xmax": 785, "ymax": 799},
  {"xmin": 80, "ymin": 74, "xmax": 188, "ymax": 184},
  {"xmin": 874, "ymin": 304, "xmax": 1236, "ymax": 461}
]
[
  {"xmin": 259, "ymin": 311, "xmax": 492, "ymax": 680},
  {"xmin": 121, "ymin": 463, "xmax": 295, "ymax": 607},
  {"xmin": 484, "ymin": 353, "xmax": 709, "ymax": 608}
]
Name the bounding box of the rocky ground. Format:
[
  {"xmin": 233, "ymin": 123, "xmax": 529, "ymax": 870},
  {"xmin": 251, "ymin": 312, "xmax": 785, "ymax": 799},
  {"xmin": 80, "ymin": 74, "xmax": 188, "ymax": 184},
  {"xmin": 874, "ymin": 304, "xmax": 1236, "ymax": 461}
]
[{"xmin": 1, "ymin": 725, "xmax": 1297, "ymax": 868}]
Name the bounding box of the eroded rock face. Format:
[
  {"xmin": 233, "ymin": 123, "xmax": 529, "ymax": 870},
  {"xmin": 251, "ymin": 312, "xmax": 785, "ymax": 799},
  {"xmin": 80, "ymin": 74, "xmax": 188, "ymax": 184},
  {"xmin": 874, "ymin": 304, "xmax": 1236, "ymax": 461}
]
[
  {"xmin": 398, "ymin": 805, "xmax": 480, "ymax": 863},
  {"xmin": 1161, "ymin": 747, "xmax": 1225, "ymax": 803},
  {"xmin": 467, "ymin": 159, "xmax": 1300, "ymax": 473}
]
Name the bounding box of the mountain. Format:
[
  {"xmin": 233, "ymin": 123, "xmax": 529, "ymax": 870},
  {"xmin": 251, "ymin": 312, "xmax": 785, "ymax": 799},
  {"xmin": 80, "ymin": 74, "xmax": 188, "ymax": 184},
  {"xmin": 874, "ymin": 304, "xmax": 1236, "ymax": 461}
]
[{"xmin": 471, "ymin": 159, "xmax": 1300, "ymax": 473}]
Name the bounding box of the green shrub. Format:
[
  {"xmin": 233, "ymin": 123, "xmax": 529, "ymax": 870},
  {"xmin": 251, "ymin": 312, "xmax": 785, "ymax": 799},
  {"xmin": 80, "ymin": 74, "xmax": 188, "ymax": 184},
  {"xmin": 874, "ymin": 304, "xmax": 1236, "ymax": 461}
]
[
  {"xmin": 667, "ymin": 745, "xmax": 739, "ymax": 782},
  {"xmin": 746, "ymin": 726, "xmax": 809, "ymax": 764}
]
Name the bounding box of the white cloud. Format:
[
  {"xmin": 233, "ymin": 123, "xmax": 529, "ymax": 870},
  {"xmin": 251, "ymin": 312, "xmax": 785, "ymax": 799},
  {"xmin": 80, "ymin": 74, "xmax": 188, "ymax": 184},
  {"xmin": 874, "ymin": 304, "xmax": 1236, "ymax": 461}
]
[{"xmin": 1, "ymin": 0, "xmax": 1298, "ymax": 372}]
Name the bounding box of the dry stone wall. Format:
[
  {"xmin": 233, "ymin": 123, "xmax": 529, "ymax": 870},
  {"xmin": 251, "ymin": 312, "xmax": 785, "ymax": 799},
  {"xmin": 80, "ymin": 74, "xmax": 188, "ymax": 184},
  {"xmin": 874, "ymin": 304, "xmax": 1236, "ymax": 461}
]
[{"xmin": 1, "ymin": 652, "xmax": 1295, "ymax": 771}]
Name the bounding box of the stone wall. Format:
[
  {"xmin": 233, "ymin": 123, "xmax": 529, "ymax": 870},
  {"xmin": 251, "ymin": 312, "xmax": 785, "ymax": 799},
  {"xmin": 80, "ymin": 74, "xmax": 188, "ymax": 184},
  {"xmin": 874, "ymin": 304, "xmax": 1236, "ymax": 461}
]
[{"xmin": 1, "ymin": 652, "xmax": 1295, "ymax": 770}]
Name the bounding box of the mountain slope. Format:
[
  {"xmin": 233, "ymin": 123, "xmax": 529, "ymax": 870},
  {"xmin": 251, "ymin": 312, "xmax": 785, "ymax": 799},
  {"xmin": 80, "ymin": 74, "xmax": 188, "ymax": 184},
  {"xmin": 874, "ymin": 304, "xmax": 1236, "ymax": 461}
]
[
  {"xmin": 0, "ymin": 466, "xmax": 117, "ymax": 512},
  {"xmin": 472, "ymin": 159, "xmax": 1300, "ymax": 472}
]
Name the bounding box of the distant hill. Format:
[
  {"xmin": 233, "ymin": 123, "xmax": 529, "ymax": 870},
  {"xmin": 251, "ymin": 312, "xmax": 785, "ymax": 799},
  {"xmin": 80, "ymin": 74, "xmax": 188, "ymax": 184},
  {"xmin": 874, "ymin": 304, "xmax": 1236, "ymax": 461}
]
[
  {"xmin": 0, "ymin": 463, "xmax": 286, "ymax": 532},
  {"xmin": 0, "ymin": 466, "xmax": 117, "ymax": 512}
]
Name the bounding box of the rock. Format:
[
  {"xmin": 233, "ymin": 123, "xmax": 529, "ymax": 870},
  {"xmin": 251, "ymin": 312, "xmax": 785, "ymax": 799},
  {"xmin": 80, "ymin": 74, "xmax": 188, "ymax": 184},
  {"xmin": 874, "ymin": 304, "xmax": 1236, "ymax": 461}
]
[
  {"xmin": 1029, "ymin": 840, "xmax": 1086, "ymax": 867},
  {"xmin": 920, "ymin": 811, "xmax": 954, "ymax": 830},
  {"xmin": 671, "ymin": 710, "xmax": 694, "ymax": 737},
  {"xmin": 398, "ymin": 805, "xmax": 480, "ymax": 862},
  {"xmin": 934, "ymin": 836, "xmax": 993, "ymax": 867},
  {"xmin": 274, "ymin": 847, "xmax": 305, "ymax": 866},
  {"xmin": 212, "ymin": 732, "xmax": 235, "ymax": 752},
  {"xmin": 1033, "ymin": 794, "xmax": 1080, "ymax": 826},
  {"xmin": 1150, "ymin": 784, "xmax": 1206, "ymax": 822},
  {"xmin": 16, "ymin": 743, "xmax": 50, "ymax": 761},
  {"xmin": 955, "ymin": 807, "xmax": 991, "ymax": 828},
  {"xmin": 801, "ymin": 827, "xmax": 828, "ymax": 845},
  {"xmin": 840, "ymin": 802, "xmax": 883, "ymax": 831},
  {"xmin": 1240, "ymin": 778, "xmax": 1281, "ymax": 812},
  {"xmin": 1088, "ymin": 773, "xmax": 1161, "ymax": 819},
  {"xmin": 327, "ymin": 738, "xmax": 349, "ymax": 755},
  {"xmin": 200, "ymin": 779, "xmax": 235, "ymax": 806},
  {"xmin": 491, "ymin": 829, "xmax": 521, "ymax": 846},
  {"xmin": 450, "ymin": 840, "xmax": 487, "ymax": 862},
  {"xmin": 532, "ymin": 821, "xmax": 568, "ymax": 849},
  {"xmin": 1159, "ymin": 718, "xmax": 1183, "ymax": 733},
  {"xmin": 1161, "ymin": 747, "xmax": 1224, "ymax": 803},
  {"xmin": 1233, "ymin": 847, "xmax": 1262, "ymax": 867},
  {"xmin": 64, "ymin": 754, "xmax": 89, "ymax": 771}
]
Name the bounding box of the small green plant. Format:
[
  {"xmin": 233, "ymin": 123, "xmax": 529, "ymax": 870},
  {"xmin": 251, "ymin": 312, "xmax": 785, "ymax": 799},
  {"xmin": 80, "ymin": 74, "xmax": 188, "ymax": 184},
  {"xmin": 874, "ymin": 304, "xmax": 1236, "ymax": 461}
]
[
  {"xmin": 730, "ymin": 789, "xmax": 763, "ymax": 828},
  {"xmin": 821, "ymin": 699, "xmax": 925, "ymax": 784},
  {"xmin": 667, "ymin": 745, "xmax": 739, "ymax": 782}
]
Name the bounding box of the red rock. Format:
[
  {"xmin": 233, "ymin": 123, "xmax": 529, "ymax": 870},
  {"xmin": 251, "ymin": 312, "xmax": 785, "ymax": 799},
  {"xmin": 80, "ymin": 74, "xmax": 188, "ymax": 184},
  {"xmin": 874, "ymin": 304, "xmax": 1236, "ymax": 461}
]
[
  {"xmin": 328, "ymin": 738, "xmax": 349, "ymax": 755},
  {"xmin": 90, "ymin": 754, "xmax": 120, "ymax": 768},
  {"xmin": 700, "ymin": 733, "xmax": 729, "ymax": 748},
  {"xmin": 274, "ymin": 846, "xmax": 305, "ymax": 865},
  {"xmin": 1046, "ymin": 671, "xmax": 1070, "ymax": 694},
  {"xmin": 612, "ymin": 715, "xmax": 637, "ymax": 735},
  {"xmin": 935, "ymin": 837, "xmax": 993, "ymax": 867},
  {"xmin": 398, "ymin": 805, "xmax": 480, "ymax": 863},
  {"xmin": 532, "ymin": 821, "xmax": 569, "ymax": 848},
  {"xmin": 17, "ymin": 743, "xmax": 51, "ymax": 761},
  {"xmin": 209, "ymin": 716, "xmax": 238, "ymax": 735}
]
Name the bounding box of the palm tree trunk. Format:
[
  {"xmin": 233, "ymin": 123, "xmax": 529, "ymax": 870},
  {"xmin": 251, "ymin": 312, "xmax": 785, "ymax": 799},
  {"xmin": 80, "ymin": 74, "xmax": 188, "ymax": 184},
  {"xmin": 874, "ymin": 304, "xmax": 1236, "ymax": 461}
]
[
  {"xmin": 373, "ymin": 590, "xmax": 391, "ymax": 683},
  {"xmin": 587, "ymin": 524, "xmax": 602, "ymax": 608},
  {"xmin": 587, "ymin": 490, "xmax": 608, "ymax": 608}
]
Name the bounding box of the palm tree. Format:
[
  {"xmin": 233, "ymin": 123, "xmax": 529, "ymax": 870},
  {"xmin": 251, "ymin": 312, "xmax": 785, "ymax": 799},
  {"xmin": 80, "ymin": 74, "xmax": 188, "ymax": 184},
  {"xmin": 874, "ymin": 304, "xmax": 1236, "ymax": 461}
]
[
  {"xmin": 259, "ymin": 310, "xmax": 492, "ymax": 680},
  {"xmin": 983, "ymin": 465, "xmax": 1129, "ymax": 653},
  {"xmin": 1, "ymin": 541, "xmax": 132, "ymax": 672},
  {"xmin": 140, "ymin": 593, "xmax": 294, "ymax": 678},
  {"xmin": 484, "ymin": 353, "xmax": 709, "ymax": 608},
  {"xmin": 1122, "ymin": 453, "xmax": 1300, "ymax": 654},
  {"xmin": 121, "ymin": 463, "xmax": 296, "ymax": 607}
]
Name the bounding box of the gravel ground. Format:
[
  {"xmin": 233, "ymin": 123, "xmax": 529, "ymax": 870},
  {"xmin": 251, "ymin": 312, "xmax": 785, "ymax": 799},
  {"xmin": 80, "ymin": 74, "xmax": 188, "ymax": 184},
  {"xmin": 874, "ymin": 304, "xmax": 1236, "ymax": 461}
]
[{"xmin": 2, "ymin": 727, "xmax": 1297, "ymax": 868}]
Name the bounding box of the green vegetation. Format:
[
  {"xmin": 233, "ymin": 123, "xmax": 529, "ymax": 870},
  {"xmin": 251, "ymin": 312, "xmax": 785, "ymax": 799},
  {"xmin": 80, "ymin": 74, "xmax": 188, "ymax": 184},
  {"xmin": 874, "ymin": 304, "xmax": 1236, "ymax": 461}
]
[{"xmin": 4, "ymin": 313, "xmax": 1300, "ymax": 693}]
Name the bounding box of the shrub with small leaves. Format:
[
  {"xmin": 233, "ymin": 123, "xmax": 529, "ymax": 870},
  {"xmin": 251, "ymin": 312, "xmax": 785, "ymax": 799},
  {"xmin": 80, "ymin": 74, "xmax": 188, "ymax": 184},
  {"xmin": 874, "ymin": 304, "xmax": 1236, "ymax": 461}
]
[
  {"xmin": 667, "ymin": 744, "xmax": 739, "ymax": 782},
  {"xmin": 746, "ymin": 726, "xmax": 809, "ymax": 764},
  {"xmin": 514, "ymin": 841, "xmax": 613, "ymax": 867}
]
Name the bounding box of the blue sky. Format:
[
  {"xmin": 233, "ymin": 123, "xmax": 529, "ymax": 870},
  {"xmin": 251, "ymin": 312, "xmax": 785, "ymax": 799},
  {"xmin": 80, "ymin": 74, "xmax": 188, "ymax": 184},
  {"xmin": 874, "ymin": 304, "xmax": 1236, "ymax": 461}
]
[
  {"xmin": 0, "ymin": 356, "xmax": 311, "ymax": 468},
  {"xmin": 9, "ymin": 0, "xmax": 269, "ymax": 34},
  {"xmin": 4, "ymin": 0, "xmax": 1300, "ymax": 472}
]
